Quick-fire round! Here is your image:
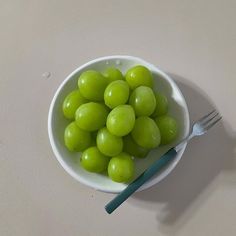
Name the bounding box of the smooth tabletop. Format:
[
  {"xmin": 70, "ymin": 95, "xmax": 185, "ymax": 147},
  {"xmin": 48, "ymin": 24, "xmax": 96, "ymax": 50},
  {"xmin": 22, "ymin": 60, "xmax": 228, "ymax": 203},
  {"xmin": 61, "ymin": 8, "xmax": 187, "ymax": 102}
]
[{"xmin": 1, "ymin": 1, "xmax": 236, "ymax": 235}]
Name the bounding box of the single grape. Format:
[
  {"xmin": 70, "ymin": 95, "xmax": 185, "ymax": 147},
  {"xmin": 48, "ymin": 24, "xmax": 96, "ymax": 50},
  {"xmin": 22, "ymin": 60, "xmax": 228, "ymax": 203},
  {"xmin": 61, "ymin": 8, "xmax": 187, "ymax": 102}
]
[
  {"xmin": 152, "ymin": 92, "xmax": 168, "ymax": 117},
  {"xmin": 123, "ymin": 135, "xmax": 149, "ymax": 158},
  {"xmin": 103, "ymin": 67, "xmax": 124, "ymax": 83},
  {"xmin": 104, "ymin": 80, "xmax": 129, "ymax": 109},
  {"xmin": 106, "ymin": 105, "xmax": 135, "ymax": 137},
  {"xmin": 131, "ymin": 116, "xmax": 161, "ymax": 149},
  {"xmin": 125, "ymin": 65, "xmax": 153, "ymax": 90},
  {"xmin": 75, "ymin": 102, "xmax": 109, "ymax": 131},
  {"xmin": 64, "ymin": 122, "xmax": 91, "ymax": 152},
  {"xmin": 62, "ymin": 90, "xmax": 88, "ymax": 119},
  {"xmin": 81, "ymin": 146, "xmax": 110, "ymax": 173},
  {"xmin": 129, "ymin": 86, "xmax": 156, "ymax": 116},
  {"xmin": 78, "ymin": 70, "xmax": 108, "ymax": 101},
  {"xmin": 155, "ymin": 115, "xmax": 178, "ymax": 145},
  {"xmin": 108, "ymin": 152, "xmax": 134, "ymax": 183},
  {"xmin": 97, "ymin": 127, "xmax": 123, "ymax": 156}
]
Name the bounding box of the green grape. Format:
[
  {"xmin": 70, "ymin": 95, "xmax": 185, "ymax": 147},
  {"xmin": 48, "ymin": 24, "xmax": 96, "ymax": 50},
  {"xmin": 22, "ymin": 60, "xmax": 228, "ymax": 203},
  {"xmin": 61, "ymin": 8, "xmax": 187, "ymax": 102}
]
[
  {"xmin": 62, "ymin": 90, "xmax": 88, "ymax": 119},
  {"xmin": 125, "ymin": 65, "xmax": 153, "ymax": 90},
  {"xmin": 64, "ymin": 122, "xmax": 91, "ymax": 152},
  {"xmin": 123, "ymin": 135, "xmax": 149, "ymax": 158},
  {"xmin": 106, "ymin": 105, "xmax": 135, "ymax": 137},
  {"xmin": 81, "ymin": 146, "xmax": 110, "ymax": 173},
  {"xmin": 152, "ymin": 92, "xmax": 168, "ymax": 117},
  {"xmin": 155, "ymin": 115, "xmax": 178, "ymax": 145},
  {"xmin": 75, "ymin": 102, "xmax": 109, "ymax": 131},
  {"xmin": 129, "ymin": 86, "xmax": 156, "ymax": 116},
  {"xmin": 97, "ymin": 127, "xmax": 123, "ymax": 156},
  {"xmin": 103, "ymin": 67, "xmax": 124, "ymax": 83},
  {"xmin": 131, "ymin": 116, "xmax": 161, "ymax": 149},
  {"xmin": 108, "ymin": 152, "xmax": 134, "ymax": 183},
  {"xmin": 78, "ymin": 70, "xmax": 108, "ymax": 101},
  {"xmin": 104, "ymin": 80, "xmax": 129, "ymax": 109}
]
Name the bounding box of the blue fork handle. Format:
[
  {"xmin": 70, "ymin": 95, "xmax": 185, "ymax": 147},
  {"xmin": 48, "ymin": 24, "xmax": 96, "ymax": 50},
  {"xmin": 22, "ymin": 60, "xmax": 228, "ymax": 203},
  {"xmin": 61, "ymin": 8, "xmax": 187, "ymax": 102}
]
[{"xmin": 105, "ymin": 148, "xmax": 177, "ymax": 214}]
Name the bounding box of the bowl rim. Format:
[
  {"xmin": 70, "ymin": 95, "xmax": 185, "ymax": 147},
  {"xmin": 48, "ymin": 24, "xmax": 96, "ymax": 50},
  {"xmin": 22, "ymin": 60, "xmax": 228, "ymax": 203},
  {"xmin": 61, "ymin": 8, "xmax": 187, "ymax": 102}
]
[{"xmin": 48, "ymin": 55, "xmax": 190, "ymax": 193}]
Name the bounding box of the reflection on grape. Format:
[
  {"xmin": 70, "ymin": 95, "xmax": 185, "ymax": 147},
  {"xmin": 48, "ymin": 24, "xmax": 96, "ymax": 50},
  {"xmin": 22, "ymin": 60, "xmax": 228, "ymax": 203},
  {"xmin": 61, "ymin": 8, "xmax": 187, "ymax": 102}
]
[
  {"xmin": 155, "ymin": 115, "xmax": 178, "ymax": 145},
  {"xmin": 129, "ymin": 86, "xmax": 156, "ymax": 116},
  {"xmin": 78, "ymin": 70, "xmax": 108, "ymax": 101},
  {"xmin": 152, "ymin": 92, "xmax": 168, "ymax": 117},
  {"xmin": 104, "ymin": 80, "xmax": 129, "ymax": 109},
  {"xmin": 108, "ymin": 152, "xmax": 134, "ymax": 183},
  {"xmin": 125, "ymin": 65, "xmax": 153, "ymax": 90},
  {"xmin": 64, "ymin": 122, "xmax": 91, "ymax": 152},
  {"xmin": 106, "ymin": 105, "xmax": 135, "ymax": 136},
  {"xmin": 75, "ymin": 102, "xmax": 109, "ymax": 131},
  {"xmin": 97, "ymin": 127, "xmax": 123, "ymax": 157},
  {"xmin": 81, "ymin": 146, "xmax": 110, "ymax": 173},
  {"xmin": 103, "ymin": 67, "xmax": 124, "ymax": 83},
  {"xmin": 62, "ymin": 90, "xmax": 88, "ymax": 119},
  {"xmin": 131, "ymin": 116, "xmax": 161, "ymax": 149}
]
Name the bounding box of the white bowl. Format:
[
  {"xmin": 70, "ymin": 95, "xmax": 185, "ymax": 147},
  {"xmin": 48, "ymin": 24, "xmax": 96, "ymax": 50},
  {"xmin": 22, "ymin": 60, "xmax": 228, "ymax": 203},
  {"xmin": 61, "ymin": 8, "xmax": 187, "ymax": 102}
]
[{"xmin": 48, "ymin": 55, "xmax": 190, "ymax": 193}]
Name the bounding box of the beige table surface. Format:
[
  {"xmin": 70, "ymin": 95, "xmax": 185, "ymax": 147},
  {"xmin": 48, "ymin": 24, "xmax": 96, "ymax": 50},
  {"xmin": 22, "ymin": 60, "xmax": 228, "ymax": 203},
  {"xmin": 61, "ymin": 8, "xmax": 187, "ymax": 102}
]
[{"xmin": 1, "ymin": 1, "xmax": 236, "ymax": 235}]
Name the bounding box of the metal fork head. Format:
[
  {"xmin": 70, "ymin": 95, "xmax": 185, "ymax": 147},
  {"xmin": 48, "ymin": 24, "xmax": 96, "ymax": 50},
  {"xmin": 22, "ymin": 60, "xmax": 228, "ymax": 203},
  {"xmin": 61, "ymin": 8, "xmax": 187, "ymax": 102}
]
[{"xmin": 192, "ymin": 110, "xmax": 222, "ymax": 136}]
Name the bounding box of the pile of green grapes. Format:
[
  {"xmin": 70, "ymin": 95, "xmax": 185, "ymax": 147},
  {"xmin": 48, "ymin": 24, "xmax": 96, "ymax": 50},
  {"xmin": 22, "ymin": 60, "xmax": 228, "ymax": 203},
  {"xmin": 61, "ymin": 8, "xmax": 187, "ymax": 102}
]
[{"xmin": 62, "ymin": 65, "xmax": 178, "ymax": 183}]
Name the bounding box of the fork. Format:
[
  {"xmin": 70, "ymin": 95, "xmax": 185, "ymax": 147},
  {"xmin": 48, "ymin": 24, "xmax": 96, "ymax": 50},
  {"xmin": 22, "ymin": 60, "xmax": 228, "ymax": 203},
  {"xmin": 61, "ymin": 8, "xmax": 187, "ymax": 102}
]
[{"xmin": 105, "ymin": 110, "xmax": 222, "ymax": 214}]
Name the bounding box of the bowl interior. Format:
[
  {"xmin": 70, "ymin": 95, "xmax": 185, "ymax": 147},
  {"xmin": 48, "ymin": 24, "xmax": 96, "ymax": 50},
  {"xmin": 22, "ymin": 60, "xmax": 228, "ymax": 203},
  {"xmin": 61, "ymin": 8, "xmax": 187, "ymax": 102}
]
[{"xmin": 48, "ymin": 56, "xmax": 190, "ymax": 193}]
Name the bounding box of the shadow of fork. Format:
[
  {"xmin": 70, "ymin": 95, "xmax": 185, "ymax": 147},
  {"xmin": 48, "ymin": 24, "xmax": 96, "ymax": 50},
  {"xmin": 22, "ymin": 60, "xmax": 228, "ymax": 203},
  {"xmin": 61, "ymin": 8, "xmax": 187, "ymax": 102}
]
[{"xmin": 129, "ymin": 74, "xmax": 236, "ymax": 234}]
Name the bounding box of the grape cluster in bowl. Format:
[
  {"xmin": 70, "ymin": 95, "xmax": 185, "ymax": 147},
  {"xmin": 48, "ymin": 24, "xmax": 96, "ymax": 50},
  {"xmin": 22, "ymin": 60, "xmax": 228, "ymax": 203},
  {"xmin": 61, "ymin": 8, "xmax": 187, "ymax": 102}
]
[{"xmin": 62, "ymin": 66, "xmax": 178, "ymax": 183}]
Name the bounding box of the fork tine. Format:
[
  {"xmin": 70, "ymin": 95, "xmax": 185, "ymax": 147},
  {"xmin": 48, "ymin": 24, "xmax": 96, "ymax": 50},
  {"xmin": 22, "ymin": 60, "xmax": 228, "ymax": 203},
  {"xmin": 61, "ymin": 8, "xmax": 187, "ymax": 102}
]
[
  {"xmin": 197, "ymin": 110, "xmax": 217, "ymax": 123},
  {"xmin": 204, "ymin": 116, "xmax": 222, "ymax": 131},
  {"xmin": 201, "ymin": 112, "xmax": 219, "ymax": 126}
]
